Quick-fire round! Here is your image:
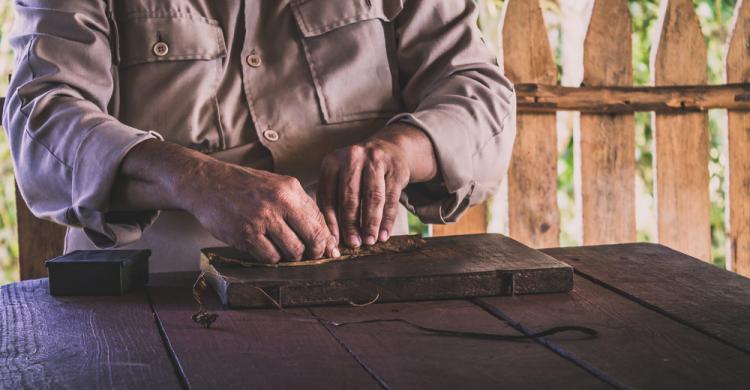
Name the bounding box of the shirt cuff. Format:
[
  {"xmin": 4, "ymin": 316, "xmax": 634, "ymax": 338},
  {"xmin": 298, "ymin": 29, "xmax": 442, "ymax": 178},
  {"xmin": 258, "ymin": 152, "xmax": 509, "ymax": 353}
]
[
  {"xmin": 69, "ymin": 120, "xmax": 164, "ymax": 248},
  {"xmin": 387, "ymin": 112, "xmax": 476, "ymax": 224}
]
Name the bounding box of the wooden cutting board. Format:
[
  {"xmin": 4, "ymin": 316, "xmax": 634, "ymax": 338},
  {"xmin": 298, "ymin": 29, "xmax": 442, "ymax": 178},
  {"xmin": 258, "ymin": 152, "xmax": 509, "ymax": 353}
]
[{"xmin": 201, "ymin": 234, "xmax": 573, "ymax": 308}]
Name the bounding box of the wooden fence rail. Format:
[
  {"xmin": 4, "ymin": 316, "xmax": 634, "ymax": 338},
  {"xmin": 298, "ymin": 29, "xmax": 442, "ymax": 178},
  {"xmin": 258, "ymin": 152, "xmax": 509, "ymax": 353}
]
[{"xmin": 8, "ymin": 0, "xmax": 750, "ymax": 279}]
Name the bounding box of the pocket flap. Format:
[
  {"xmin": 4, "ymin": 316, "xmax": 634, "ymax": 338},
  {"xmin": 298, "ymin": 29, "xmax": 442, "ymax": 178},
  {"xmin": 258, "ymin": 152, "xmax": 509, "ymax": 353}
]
[
  {"xmin": 291, "ymin": 0, "xmax": 404, "ymax": 37},
  {"xmin": 119, "ymin": 14, "xmax": 227, "ymax": 66}
]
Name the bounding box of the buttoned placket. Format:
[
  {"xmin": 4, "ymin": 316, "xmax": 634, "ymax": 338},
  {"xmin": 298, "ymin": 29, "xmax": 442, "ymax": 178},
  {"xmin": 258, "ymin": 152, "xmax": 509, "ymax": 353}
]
[{"xmin": 239, "ymin": 3, "xmax": 278, "ymax": 152}]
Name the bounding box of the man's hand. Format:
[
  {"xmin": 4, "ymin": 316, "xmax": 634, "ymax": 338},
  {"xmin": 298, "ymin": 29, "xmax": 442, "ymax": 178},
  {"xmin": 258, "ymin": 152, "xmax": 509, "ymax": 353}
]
[
  {"xmin": 317, "ymin": 123, "xmax": 438, "ymax": 248},
  {"xmin": 183, "ymin": 162, "xmax": 339, "ymax": 263},
  {"xmin": 114, "ymin": 140, "xmax": 338, "ymax": 264}
]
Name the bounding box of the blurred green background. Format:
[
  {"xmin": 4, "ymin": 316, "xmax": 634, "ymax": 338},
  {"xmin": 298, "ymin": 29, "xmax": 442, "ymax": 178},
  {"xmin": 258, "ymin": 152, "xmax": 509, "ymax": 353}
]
[{"xmin": 0, "ymin": 0, "xmax": 739, "ymax": 284}]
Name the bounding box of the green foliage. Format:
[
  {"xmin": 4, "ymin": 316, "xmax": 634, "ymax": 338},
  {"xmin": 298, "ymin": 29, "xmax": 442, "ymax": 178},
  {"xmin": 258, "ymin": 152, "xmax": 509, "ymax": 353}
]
[{"xmin": 0, "ymin": 2, "xmax": 15, "ymax": 285}]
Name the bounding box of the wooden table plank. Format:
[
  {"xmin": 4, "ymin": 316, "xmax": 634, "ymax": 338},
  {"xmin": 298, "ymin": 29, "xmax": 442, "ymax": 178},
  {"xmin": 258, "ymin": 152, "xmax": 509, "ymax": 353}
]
[
  {"xmin": 147, "ymin": 273, "xmax": 381, "ymax": 389},
  {"xmin": 543, "ymin": 243, "xmax": 750, "ymax": 353},
  {"xmin": 310, "ymin": 300, "xmax": 607, "ymax": 389},
  {"xmin": 0, "ymin": 279, "xmax": 180, "ymax": 389},
  {"xmin": 479, "ymin": 275, "xmax": 750, "ymax": 389}
]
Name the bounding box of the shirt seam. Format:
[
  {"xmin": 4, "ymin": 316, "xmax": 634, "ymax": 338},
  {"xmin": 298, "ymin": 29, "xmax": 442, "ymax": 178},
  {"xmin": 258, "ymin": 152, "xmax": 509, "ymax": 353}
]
[{"xmin": 18, "ymin": 36, "xmax": 73, "ymax": 171}]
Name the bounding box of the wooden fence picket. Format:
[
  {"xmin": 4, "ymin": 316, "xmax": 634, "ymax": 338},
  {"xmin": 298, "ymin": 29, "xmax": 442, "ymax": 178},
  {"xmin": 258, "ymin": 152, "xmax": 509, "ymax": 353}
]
[
  {"xmin": 15, "ymin": 185, "xmax": 66, "ymax": 280},
  {"xmin": 432, "ymin": 205, "xmax": 487, "ymax": 236},
  {"xmin": 726, "ymin": 0, "xmax": 750, "ymax": 276},
  {"xmin": 579, "ymin": 0, "xmax": 636, "ymax": 244},
  {"xmin": 501, "ymin": 0, "xmax": 560, "ymax": 248},
  {"xmin": 651, "ymin": 0, "xmax": 711, "ymax": 262}
]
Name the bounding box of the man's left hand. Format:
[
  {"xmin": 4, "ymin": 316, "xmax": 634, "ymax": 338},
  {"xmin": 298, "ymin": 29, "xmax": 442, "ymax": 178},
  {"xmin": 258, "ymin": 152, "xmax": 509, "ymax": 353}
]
[{"xmin": 317, "ymin": 123, "xmax": 438, "ymax": 248}]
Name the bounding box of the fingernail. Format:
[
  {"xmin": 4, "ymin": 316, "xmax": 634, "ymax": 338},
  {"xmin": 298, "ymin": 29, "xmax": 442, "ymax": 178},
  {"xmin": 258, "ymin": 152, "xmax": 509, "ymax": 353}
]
[
  {"xmin": 364, "ymin": 235, "xmax": 376, "ymax": 246},
  {"xmin": 349, "ymin": 234, "xmax": 361, "ymax": 248},
  {"xmin": 332, "ymin": 247, "xmax": 341, "ymax": 257},
  {"xmin": 379, "ymin": 229, "xmax": 389, "ymax": 242}
]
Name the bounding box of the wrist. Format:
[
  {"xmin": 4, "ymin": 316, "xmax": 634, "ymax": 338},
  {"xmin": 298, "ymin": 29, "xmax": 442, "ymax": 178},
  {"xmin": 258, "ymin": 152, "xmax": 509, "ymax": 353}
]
[
  {"xmin": 369, "ymin": 123, "xmax": 438, "ymax": 183},
  {"xmin": 118, "ymin": 139, "xmax": 215, "ymax": 212}
]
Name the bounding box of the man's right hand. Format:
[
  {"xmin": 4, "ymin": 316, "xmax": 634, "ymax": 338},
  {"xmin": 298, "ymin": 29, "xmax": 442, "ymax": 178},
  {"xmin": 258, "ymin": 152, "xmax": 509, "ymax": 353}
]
[{"xmin": 114, "ymin": 139, "xmax": 338, "ymax": 264}]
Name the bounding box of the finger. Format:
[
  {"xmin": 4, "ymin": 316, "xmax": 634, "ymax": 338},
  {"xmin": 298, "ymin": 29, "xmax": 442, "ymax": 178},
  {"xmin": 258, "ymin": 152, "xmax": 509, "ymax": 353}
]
[
  {"xmin": 286, "ymin": 198, "xmax": 332, "ymax": 260},
  {"xmin": 338, "ymin": 158, "xmax": 364, "ymax": 248},
  {"xmin": 267, "ymin": 223, "xmax": 306, "ymax": 262},
  {"xmin": 241, "ymin": 234, "xmax": 282, "ymax": 264},
  {"xmin": 379, "ymin": 175, "xmax": 405, "ymax": 242},
  {"xmin": 316, "ymin": 161, "xmax": 340, "ymax": 246},
  {"xmin": 360, "ymin": 161, "xmax": 386, "ymax": 246}
]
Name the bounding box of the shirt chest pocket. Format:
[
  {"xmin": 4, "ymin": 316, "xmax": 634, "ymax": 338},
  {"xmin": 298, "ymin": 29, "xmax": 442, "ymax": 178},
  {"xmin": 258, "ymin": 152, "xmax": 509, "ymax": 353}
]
[
  {"xmin": 116, "ymin": 14, "xmax": 228, "ymax": 152},
  {"xmin": 291, "ymin": 0, "xmax": 404, "ymax": 124}
]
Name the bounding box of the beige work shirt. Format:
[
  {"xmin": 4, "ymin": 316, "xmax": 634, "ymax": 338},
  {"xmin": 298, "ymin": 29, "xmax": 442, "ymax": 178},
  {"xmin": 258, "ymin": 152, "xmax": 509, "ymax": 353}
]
[{"xmin": 3, "ymin": 0, "xmax": 516, "ymax": 272}]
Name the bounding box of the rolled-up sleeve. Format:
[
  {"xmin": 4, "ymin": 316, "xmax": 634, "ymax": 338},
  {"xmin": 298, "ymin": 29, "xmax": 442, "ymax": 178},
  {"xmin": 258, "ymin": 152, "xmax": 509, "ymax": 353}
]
[
  {"xmin": 2, "ymin": 0, "xmax": 161, "ymax": 247},
  {"xmin": 390, "ymin": 0, "xmax": 516, "ymax": 224}
]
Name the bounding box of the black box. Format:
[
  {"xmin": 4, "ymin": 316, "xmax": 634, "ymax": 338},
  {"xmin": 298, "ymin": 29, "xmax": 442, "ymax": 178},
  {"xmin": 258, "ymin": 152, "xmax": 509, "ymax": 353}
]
[{"xmin": 46, "ymin": 250, "xmax": 150, "ymax": 296}]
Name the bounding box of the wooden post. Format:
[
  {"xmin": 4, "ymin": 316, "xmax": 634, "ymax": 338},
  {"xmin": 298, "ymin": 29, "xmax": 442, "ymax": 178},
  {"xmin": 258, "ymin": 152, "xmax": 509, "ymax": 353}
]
[
  {"xmin": 432, "ymin": 205, "xmax": 487, "ymax": 236},
  {"xmin": 501, "ymin": 0, "xmax": 560, "ymax": 248},
  {"xmin": 651, "ymin": 0, "xmax": 711, "ymax": 261},
  {"xmin": 16, "ymin": 184, "xmax": 66, "ymax": 280},
  {"xmin": 578, "ymin": 0, "xmax": 635, "ymax": 244},
  {"xmin": 726, "ymin": 0, "xmax": 750, "ymax": 276}
]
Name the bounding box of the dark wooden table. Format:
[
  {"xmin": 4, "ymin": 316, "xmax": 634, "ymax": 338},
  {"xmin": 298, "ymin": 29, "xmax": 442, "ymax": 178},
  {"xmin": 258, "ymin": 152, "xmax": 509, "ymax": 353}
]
[{"xmin": 3, "ymin": 243, "xmax": 750, "ymax": 389}]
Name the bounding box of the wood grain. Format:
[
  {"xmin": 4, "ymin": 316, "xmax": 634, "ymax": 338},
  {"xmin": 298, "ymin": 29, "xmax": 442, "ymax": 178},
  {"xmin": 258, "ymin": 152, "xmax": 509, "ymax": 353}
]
[
  {"xmin": 432, "ymin": 205, "xmax": 486, "ymax": 236},
  {"xmin": 203, "ymin": 234, "xmax": 573, "ymax": 308},
  {"xmin": 502, "ymin": 0, "xmax": 560, "ymax": 248},
  {"xmin": 651, "ymin": 0, "xmax": 711, "ymax": 261},
  {"xmin": 543, "ymin": 243, "xmax": 750, "ymax": 353},
  {"xmin": 308, "ymin": 300, "xmax": 606, "ymax": 389},
  {"xmin": 579, "ymin": 0, "xmax": 635, "ymax": 245},
  {"xmin": 515, "ymin": 82, "xmax": 750, "ymax": 113},
  {"xmin": 480, "ymin": 275, "xmax": 750, "ymax": 388},
  {"xmin": 16, "ymin": 184, "xmax": 66, "ymax": 280},
  {"xmin": 726, "ymin": 0, "xmax": 750, "ymax": 277},
  {"xmin": 0, "ymin": 279, "xmax": 180, "ymax": 389},
  {"xmin": 147, "ymin": 275, "xmax": 385, "ymax": 390}
]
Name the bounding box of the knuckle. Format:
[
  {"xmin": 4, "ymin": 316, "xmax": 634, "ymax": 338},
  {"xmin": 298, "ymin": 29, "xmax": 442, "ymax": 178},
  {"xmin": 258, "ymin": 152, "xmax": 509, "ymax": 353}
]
[
  {"xmin": 256, "ymin": 206, "xmax": 275, "ymax": 221},
  {"xmin": 309, "ymin": 240, "xmax": 326, "ymax": 257},
  {"xmin": 367, "ymin": 147, "xmax": 385, "ymax": 161},
  {"xmin": 345, "ymin": 145, "xmax": 365, "ymax": 162},
  {"xmin": 342, "ymin": 197, "xmax": 360, "ymax": 213},
  {"xmin": 281, "ymin": 175, "xmax": 302, "ymax": 190},
  {"xmin": 366, "ymin": 189, "xmax": 386, "ymax": 204},
  {"xmin": 289, "ymin": 243, "xmax": 305, "ymax": 260}
]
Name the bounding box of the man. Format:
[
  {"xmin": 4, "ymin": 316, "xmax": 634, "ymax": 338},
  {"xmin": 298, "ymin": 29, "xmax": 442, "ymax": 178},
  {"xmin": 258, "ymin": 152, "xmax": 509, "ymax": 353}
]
[{"xmin": 3, "ymin": 0, "xmax": 516, "ymax": 272}]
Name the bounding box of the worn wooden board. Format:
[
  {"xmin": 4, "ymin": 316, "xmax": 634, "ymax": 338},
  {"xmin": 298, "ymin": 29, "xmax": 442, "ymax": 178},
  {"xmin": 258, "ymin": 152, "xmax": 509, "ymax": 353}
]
[
  {"xmin": 202, "ymin": 234, "xmax": 573, "ymax": 308},
  {"xmin": 579, "ymin": 0, "xmax": 636, "ymax": 245},
  {"xmin": 543, "ymin": 244, "xmax": 750, "ymax": 353},
  {"xmin": 480, "ymin": 275, "xmax": 750, "ymax": 388},
  {"xmin": 502, "ymin": 0, "xmax": 560, "ymax": 248},
  {"xmin": 726, "ymin": 0, "xmax": 750, "ymax": 277},
  {"xmin": 147, "ymin": 274, "xmax": 381, "ymax": 389},
  {"xmin": 0, "ymin": 279, "xmax": 180, "ymax": 389},
  {"xmin": 651, "ymin": 0, "xmax": 711, "ymax": 261},
  {"xmin": 309, "ymin": 300, "xmax": 606, "ymax": 389}
]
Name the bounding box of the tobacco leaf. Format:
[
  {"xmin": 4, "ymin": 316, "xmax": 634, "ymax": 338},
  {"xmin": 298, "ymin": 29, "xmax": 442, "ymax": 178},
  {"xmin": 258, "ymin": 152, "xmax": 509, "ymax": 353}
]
[{"xmin": 206, "ymin": 234, "xmax": 426, "ymax": 268}]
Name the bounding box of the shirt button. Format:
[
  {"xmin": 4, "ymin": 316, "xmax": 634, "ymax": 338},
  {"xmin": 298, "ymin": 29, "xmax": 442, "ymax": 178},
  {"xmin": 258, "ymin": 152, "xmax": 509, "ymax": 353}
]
[
  {"xmin": 152, "ymin": 41, "xmax": 169, "ymax": 57},
  {"xmin": 263, "ymin": 129, "xmax": 279, "ymax": 142},
  {"xmin": 246, "ymin": 54, "xmax": 262, "ymax": 68}
]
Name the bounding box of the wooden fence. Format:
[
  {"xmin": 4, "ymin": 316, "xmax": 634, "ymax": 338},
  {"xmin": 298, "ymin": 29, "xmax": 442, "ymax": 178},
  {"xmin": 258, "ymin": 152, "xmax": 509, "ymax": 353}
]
[
  {"xmin": 434, "ymin": 0, "xmax": 750, "ymax": 278},
  {"xmin": 12, "ymin": 0, "xmax": 750, "ymax": 279}
]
